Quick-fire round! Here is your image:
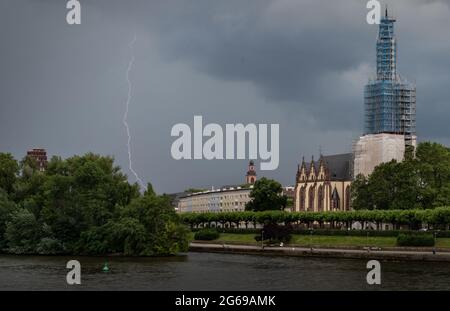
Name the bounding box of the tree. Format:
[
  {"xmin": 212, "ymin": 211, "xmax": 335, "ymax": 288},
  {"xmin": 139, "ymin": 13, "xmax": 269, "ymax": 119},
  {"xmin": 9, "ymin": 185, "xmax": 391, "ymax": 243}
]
[
  {"xmin": 0, "ymin": 153, "xmax": 19, "ymax": 194},
  {"xmin": 415, "ymin": 142, "xmax": 450, "ymax": 208},
  {"xmin": 0, "ymin": 151, "xmax": 188, "ymax": 256},
  {"xmin": 4, "ymin": 209, "xmax": 42, "ymax": 254},
  {"xmin": 351, "ymin": 174, "xmax": 371, "ymax": 210},
  {"xmin": 245, "ymin": 177, "xmax": 287, "ymax": 211},
  {"xmin": 0, "ymin": 189, "xmax": 17, "ymax": 249},
  {"xmin": 120, "ymin": 191, "xmax": 189, "ymax": 256},
  {"xmin": 352, "ymin": 142, "xmax": 450, "ymax": 210}
]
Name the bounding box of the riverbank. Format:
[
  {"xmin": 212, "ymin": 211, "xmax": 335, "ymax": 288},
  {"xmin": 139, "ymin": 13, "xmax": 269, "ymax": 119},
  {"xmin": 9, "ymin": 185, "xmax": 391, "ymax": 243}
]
[
  {"xmin": 189, "ymin": 242, "xmax": 450, "ymax": 262},
  {"xmin": 189, "ymin": 232, "xmax": 450, "ymax": 248}
]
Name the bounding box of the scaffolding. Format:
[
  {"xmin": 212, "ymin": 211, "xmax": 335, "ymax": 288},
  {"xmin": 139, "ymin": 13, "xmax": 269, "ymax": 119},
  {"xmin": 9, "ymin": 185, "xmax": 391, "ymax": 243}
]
[{"xmin": 364, "ymin": 11, "xmax": 416, "ymax": 146}]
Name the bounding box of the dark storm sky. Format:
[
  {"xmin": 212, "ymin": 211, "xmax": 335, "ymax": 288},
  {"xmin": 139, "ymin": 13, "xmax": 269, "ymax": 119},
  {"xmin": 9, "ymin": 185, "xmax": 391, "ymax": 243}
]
[{"xmin": 1, "ymin": 0, "xmax": 449, "ymax": 193}]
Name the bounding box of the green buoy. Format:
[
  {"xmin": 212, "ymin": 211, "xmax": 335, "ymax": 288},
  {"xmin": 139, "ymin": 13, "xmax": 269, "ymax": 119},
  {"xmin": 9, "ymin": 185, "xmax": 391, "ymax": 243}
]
[{"xmin": 102, "ymin": 262, "xmax": 110, "ymax": 273}]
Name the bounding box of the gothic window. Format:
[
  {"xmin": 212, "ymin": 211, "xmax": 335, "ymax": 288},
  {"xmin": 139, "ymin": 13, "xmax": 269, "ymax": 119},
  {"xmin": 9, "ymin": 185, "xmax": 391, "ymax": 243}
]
[
  {"xmin": 318, "ymin": 185, "xmax": 324, "ymax": 211},
  {"xmin": 308, "ymin": 186, "xmax": 315, "ymax": 212},
  {"xmin": 331, "ymin": 187, "xmax": 340, "ymax": 211},
  {"xmin": 300, "ymin": 187, "xmax": 306, "ymax": 211},
  {"xmin": 345, "ymin": 185, "xmax": 351, "ymax": 211}
]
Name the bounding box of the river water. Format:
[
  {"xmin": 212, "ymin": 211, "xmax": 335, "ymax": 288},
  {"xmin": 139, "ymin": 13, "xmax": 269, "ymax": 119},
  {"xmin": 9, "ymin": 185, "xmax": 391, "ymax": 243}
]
[{"xmin": 0, "ymin": 252, "xmax": 449, "ymax": 290}]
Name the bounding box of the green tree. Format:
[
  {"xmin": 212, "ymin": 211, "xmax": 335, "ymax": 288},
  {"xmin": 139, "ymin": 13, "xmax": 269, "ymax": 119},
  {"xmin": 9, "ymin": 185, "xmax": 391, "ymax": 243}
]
[
  {"xmin": 351, "ymin": 174, "xmax": 371, "ymax": 210},
  {"xmin": 0, "ymin": 151, "xmax": 187, "ymax": 256},
  {"xmin": 352, "ymin": 142, "xmax": 450, "ymax": 210},
  {"xmin": 4, "ymin": 209, "xmax": 42, "ymax": 254},
  {"xmin": 415, "ymin": 142, "xmax": 450, "ymax": 208},
  {"xmin": 245, "ymin": 177, "xmax": 287, "ymax": 211},
  {"xmin": 352, "ymin": 160, "xmax": 420, "ymax": 210},
  {"xmin": 120, "ymin": 190, "xmax": 189, "ymax": 255},
  {"xmin": 0, "ymin": 189, "xmax": 17, "ymax": 249},
  {"xmin": 0, "ymin": 153, "xmax": 19, "ymax": 194}
]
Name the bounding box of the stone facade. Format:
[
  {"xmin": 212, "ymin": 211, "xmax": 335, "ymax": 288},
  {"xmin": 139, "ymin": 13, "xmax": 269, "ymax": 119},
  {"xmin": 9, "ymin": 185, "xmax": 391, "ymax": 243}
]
[
  {"xmin": 353, "ymin": 133, "xmax": 415, "ymax": 177},
  {"xmin": 294, "ymin": 154, "xmax": 352, "ymax": 212}
]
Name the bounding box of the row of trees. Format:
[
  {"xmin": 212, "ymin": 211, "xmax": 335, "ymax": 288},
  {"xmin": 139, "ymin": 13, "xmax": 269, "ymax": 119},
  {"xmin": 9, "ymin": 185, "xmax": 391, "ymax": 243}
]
[
  {"xmin": 352, "ymin": 142, "xmax": 450, "ymax": 210},
  {"xmin": 0, "ymin": 152, "xmax": 188, "ymax": 255},
  {"xmin": 180, "ymin": 208, "xmax": 450, "ymax": 230}
]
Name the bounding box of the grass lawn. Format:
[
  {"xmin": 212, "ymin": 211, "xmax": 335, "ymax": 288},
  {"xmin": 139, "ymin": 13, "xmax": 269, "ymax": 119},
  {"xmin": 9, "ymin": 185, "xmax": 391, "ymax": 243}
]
[
  {"xmin": 190, "ymin": 232, "xmax": 450, "ymax": 249},
  {"xmin": 290, "ymin": 235, "xmax": 396, "ymax": 248}
]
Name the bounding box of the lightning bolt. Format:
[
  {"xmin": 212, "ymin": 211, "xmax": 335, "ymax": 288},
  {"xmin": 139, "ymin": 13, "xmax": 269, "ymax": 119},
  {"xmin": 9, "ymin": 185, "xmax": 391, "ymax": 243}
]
[{"xmin": 123, "ymin": 34, "xmax": 145, "ymax": 190}]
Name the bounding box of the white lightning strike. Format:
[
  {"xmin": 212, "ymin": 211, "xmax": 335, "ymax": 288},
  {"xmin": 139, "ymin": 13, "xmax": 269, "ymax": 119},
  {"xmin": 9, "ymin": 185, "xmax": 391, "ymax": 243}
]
[{"xmin": 123, "ymin": 34, "xmax": 145, "ymax": 190}]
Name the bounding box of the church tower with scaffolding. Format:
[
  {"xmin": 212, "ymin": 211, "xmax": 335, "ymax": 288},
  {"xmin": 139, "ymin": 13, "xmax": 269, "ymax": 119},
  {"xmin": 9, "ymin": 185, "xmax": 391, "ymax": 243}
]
[{"xmin": 353, "ymin": 7, "xmax": 416, "ymax": 177}]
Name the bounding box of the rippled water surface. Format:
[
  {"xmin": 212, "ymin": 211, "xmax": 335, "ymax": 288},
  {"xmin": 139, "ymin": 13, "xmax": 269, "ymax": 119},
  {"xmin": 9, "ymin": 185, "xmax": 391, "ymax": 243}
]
[{"xmin": 0, "ymin": 252, "xmax": 449, "ymax": 290}]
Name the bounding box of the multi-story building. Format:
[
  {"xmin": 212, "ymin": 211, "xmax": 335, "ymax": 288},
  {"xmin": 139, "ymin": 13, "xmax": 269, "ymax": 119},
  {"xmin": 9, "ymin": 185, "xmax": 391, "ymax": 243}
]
[
  {"xmin": 177, "ymin": 185, "xmax": 253, "ymax": 213},
  {"xmin": 26, "ymin": 148, "xmax": 48, "ymax": 172},
  {"xmin": 354, "ymin": 9, "xmax": 416, "ymax": 177},
  {"xmin": 178, "ymin": 161, "xmax": 257, "ymax": 213}
]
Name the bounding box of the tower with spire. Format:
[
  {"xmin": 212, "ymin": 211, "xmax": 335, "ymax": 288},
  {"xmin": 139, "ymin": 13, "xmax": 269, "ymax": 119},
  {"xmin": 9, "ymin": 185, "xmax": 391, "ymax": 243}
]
[
  {"xmin": 364, "ymin": 6, "xmax": 416, "ymax": 145},
  {"xmin": 354, "ymin": 6, "xmax": 417, "ymax": 177}
]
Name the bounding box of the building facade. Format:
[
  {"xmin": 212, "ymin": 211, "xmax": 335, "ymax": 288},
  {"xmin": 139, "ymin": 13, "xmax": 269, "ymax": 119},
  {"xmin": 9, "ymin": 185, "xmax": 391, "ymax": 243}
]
[
  {"xmin": 353, "ymin": 133, "xmax": 406, "ymax": 177},
  {"xmin": 27, "ymin": 148, "xmax": 48, "ymax": 172},
  {"xmin": 177, "ymin": 186, "xmax": 253, "ymax": 213},
  {"xmin": 294, "ymin": 154, "xmax": 352, "ymax": 212}
]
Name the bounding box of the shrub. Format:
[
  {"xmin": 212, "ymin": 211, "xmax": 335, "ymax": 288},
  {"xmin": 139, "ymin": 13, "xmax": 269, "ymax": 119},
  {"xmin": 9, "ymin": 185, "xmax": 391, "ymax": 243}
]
[
  {"xmin": 396, "ymin": 233, "xmax": 435, "ymax": 247},
  {"xmin": 36, "ymin": 238, "xmax": 64, "ymax": 255},
  {"xmin": 194, "ymin": 229, "xmax": 220, "ymax": 241},
  {"xmin": 256, "ymin": 223, "xmax": 292, "ymax": 243}
]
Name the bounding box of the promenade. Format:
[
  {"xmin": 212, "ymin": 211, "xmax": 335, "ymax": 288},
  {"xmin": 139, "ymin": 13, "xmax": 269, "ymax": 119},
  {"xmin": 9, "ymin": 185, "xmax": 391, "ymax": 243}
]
[{"xmin": 190, "ymin": 242, "xmax": 450, "ymax": 262}]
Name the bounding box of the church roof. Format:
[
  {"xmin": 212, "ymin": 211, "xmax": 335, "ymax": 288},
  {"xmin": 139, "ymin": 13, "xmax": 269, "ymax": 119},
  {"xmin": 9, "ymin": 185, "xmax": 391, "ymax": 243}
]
[
  {"xmin": 322, "ymin": 153, "xmax": 353, "ymax": 180},
  {"xmin": 302, "ymin": 153, "xmax": 352, "ymax": 181}
]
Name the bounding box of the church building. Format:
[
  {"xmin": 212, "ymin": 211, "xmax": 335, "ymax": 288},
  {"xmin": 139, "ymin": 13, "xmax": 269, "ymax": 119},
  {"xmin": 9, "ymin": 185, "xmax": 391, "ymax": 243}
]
[{"xmin": 294, "ymin": 154, "xmax": 352, "ymax": 212}]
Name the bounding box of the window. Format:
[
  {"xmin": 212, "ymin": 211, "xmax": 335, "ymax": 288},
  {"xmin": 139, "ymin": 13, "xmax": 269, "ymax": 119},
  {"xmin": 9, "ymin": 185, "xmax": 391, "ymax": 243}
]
[
  {"xmin": 308, "ymin": 186, "xmax": 315, "ymax": 212},
  {"xmin": 345, "ymin": 185, "xmax": 351, "ymax": 211},
  {"xmin": 300, "ymin": 187, "xmax": 306, "ymax": 211},
  {"xmin": 331, "ymin": 187, "xmax": 340, "ymax": 211},
  {"xmin": 318, "ymin": 185, "xmax": 324, "ymax": 211}
]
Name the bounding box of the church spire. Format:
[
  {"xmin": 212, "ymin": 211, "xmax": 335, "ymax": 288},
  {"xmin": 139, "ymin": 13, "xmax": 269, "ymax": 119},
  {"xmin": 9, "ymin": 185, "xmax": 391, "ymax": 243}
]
[{"xmin": 245, "ymin": 160, "xmax": 257, "ymax": 184}]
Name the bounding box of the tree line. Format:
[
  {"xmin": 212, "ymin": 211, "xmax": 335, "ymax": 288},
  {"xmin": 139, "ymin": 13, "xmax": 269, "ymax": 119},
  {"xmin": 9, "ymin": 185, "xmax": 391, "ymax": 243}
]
[
  {"xmin": 180, "ymin": 208, "xmax": 450, "ymax": 230},
  {"xmin": 0, "ymin": 152, "xmax": 188, "ymax": 255}
]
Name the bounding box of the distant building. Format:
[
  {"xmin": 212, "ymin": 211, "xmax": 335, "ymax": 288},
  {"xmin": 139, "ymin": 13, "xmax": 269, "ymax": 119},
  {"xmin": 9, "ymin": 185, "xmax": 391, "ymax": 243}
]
[
  {"xmin": 245, "ymin": 160, "xmax": 257, "ymax": 184},
  {"xmin": 177, "ymin": 185, "xmax": 253, "ymax": 213},
  {"xmin": 27, "ymin": 148, "xmax": 48, "ymax": 172},
  {"xmin": 178, "ymin": 161, "xmax": 259, "ymax": 213},
  {"xmin": 294, "ymin": 154, "xmax": 352, "ymax": 212}
]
